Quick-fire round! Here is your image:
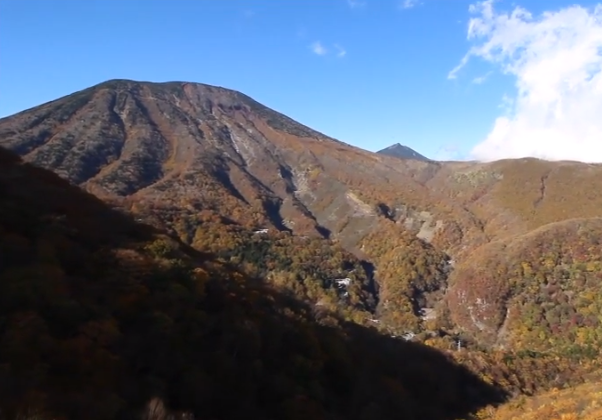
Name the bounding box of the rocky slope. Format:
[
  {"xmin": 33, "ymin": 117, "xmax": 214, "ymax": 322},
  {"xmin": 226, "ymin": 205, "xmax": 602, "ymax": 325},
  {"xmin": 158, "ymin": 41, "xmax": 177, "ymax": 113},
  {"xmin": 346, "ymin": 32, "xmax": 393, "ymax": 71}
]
[
  {"xmin": 3, "ymin": 79, "xmax": 602, "ymax": 353},
  {"xmin": 0, "ymin": 80, "xmax": 473, "ymax": 248}
]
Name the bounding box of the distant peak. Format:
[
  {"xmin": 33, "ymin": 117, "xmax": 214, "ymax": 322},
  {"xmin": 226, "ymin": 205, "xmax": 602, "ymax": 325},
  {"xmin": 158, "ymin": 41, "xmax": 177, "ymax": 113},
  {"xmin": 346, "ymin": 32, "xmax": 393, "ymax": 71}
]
[
  {"xmin": 376, "ymin": 143, "xmax": 430, "ymax": 162},
  {"xmin": 383, "ymin": 142, "xmax": 404, "ymax": 150}
]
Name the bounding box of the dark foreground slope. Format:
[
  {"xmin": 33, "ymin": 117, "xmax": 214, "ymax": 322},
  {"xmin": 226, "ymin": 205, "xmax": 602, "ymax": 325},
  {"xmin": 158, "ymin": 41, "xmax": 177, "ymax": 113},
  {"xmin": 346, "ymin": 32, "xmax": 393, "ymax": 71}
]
[{"xmin": 0, "ymin": 146, "xmax": 508, "ymax": 420}]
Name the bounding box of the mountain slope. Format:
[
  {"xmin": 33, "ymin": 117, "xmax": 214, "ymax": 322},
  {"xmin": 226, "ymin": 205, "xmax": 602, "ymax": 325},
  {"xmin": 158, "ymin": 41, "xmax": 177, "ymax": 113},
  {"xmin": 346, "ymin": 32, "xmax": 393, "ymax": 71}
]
[
  {"xmin": 0, "ymin": 79, "xmax": 468, "ymax": 247},
  {"xmin": 377, "ymin": 143, "xmax": 430, "ymax": 161},
  {"xmin": 0, "ymin": 79, "xmax": 476, "ymax": 336}
]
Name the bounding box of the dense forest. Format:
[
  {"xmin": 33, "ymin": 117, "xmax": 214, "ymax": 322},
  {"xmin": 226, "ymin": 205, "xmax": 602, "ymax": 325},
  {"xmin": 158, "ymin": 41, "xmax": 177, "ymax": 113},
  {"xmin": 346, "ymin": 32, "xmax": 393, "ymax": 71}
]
[{"xmin": 448, "ymin": 218, "xmax": 602, "ymax": 356}]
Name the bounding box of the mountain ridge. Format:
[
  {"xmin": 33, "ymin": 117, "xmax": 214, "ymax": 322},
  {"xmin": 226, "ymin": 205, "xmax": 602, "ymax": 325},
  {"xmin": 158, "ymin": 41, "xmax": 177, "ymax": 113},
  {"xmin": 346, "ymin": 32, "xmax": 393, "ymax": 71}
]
[{"xmin": 3, "ymin": 79, "xmax": 602, "ymax": 358}]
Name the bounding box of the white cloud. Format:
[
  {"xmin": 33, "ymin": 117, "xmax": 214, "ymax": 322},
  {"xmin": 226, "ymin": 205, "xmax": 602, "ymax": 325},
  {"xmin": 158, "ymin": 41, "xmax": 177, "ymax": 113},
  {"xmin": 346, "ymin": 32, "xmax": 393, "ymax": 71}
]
[
  {"xmin": 310, "ymin": 42, "xmax": 346, "ymax": 58},
  {"xmin": 472, "ymin": 71, "xmax": 492, "ymax": 84},
  {"xmin": 400, "ymin": 0, "xmax": 420, "ymax": 10},
  {"xmin": 347, "ymin": 0, "xmax": 366, "ymax": 8},
  {"xmin": 310, "ymin": 41, "xmax": 328, "ymax": 56},
  {"xmin": 334, "ymin": 44, "xmax": 347, "ymax": 58},
  {"xmin": 451, "ymin": 0, "xmax": 602, "ymax": 163}
]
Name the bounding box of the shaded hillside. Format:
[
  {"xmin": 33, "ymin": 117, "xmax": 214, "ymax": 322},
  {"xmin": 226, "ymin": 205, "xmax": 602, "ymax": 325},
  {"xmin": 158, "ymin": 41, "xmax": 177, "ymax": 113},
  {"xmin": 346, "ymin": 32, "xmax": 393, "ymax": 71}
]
[
  {"xmin": 0, "ymin": 146, "xmax": 515, "ymax": 420},
  {"xmin": 377, "ymin": 143, "xmax": 430, "ymax": 162}
]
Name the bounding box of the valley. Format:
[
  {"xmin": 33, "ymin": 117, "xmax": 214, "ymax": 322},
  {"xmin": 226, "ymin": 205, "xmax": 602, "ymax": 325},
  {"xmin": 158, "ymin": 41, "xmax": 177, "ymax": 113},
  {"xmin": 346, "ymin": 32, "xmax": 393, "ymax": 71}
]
[{"xmin": 2, "ymin": 79, "xmax": 602, "ymax": 419}]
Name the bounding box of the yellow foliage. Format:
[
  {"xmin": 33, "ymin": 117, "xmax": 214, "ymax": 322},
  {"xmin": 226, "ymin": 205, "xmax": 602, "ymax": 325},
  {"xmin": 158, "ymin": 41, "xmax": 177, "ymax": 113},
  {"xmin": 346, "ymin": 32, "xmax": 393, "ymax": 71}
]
[{"xmin": 475, "ymin": 372, "xmax": 602, "ymax": 420}]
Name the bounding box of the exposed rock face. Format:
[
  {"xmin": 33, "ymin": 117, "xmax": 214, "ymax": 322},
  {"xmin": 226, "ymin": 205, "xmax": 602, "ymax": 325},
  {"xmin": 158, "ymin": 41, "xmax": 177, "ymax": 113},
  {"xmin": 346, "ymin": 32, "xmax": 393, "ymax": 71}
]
[{"xmin": 0, "ymin": 80, "xmax": 452, "ymax": 247}]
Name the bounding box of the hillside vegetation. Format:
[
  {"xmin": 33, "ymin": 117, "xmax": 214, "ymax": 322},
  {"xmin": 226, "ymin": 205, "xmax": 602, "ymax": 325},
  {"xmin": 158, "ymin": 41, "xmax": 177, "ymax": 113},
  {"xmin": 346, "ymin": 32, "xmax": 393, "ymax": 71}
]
[
  {"xmin": 472, "ymin": 372, "xmax": 602, "ymax": 420},
  {"xmin": 448, "ymin": 218, "xmax": 602, "ymax": 355},
  {"xmin": 0, "ymin": 148, "xmax": 514, "ymax": 419},
  {"xmin": 0, "ymin": 146, "xmax": 596, "ymax": 419}
]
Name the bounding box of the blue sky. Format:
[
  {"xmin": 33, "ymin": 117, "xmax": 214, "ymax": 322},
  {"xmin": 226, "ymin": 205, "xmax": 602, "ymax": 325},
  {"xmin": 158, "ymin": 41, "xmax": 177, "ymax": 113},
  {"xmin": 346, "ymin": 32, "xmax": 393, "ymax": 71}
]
[{"xmin": 2, "ymin": 0, "xmax": 602, "ymax": 161}]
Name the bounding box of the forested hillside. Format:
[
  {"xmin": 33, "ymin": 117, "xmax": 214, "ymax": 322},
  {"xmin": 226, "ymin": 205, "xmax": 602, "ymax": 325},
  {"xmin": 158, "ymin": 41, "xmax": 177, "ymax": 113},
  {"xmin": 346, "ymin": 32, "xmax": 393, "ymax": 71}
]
[
  {"xmin": 0, "ymin": 148, "xmax": 511, "ymax": 419},
  {"xmin": 3, "ymin": 79, "xmax": 602, "ymax": 418}
]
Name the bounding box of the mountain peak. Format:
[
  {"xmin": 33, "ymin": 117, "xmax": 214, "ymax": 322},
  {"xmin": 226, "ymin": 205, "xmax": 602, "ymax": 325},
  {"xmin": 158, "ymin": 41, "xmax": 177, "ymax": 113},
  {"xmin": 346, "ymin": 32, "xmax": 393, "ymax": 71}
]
[{"xmin": 377, "ymin": 143, "xmax": 430, "ymax": 161}]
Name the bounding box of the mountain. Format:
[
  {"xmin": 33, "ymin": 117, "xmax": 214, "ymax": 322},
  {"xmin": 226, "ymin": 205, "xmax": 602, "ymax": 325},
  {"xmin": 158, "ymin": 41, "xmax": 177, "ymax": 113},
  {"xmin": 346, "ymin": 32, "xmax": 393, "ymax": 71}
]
[
  {"xmin": 0, "ymin": 79, "xmax": 467, "ymax": 338},
  {"xmin": 0, "ymin": 79, "xmax": 405, "ymax": 242},
  {"xmin": 3, "ymin": 79, "xmax": 602, "ymax": 362},
  {"xmin": 377, "ymin": 143, "xmax": 430, "ymax": 161}
]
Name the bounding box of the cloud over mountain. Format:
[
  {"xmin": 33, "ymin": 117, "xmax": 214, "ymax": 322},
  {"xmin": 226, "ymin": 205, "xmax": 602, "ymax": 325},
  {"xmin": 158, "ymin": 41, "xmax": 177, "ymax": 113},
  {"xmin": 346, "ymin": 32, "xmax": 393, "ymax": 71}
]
[{"xmin": 451, "ymin": 1, "xmax": 602, "ymax": 163}]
